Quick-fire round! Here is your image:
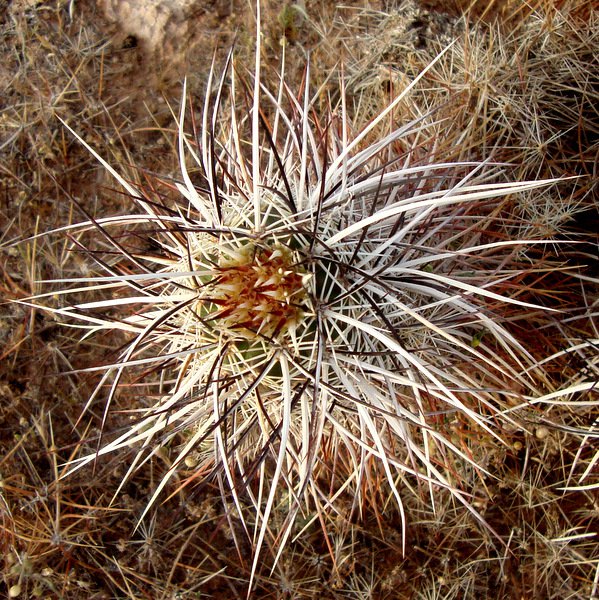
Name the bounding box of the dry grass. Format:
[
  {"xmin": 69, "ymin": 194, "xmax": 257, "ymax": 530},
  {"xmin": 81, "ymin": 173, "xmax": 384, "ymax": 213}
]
[{"xmin": 1, "ymin": 0, "xmax": 597, "ymax": 598}]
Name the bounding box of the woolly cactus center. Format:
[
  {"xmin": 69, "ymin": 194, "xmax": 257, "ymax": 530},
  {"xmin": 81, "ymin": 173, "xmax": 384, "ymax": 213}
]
[{"xmin": 209, "ymin": 243, "xmax": 307, "ymax": 339}]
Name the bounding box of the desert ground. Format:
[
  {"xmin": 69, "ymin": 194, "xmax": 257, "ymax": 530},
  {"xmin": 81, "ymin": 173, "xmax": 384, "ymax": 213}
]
[{"xmin": 1, "ymin": 1, "xmax": 597, "ymax": 598}]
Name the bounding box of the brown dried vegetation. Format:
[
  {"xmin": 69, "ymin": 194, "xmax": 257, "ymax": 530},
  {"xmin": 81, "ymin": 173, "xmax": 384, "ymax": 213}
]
[{"xmin": 1, "ymin": 0, "xmax": 597, "ymax": 598}]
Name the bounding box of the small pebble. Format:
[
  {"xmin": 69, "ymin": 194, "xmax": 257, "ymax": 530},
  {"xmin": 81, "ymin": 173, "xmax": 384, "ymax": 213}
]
[{"xmin": 535, "ymin": 426, "xmax": 550, "ymax": 440}]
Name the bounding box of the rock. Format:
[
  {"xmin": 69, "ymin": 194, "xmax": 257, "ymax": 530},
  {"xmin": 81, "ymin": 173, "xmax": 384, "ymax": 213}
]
[{"xmin": 97, "ymin": 0, "xmax": 204, "ymax": 62}]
